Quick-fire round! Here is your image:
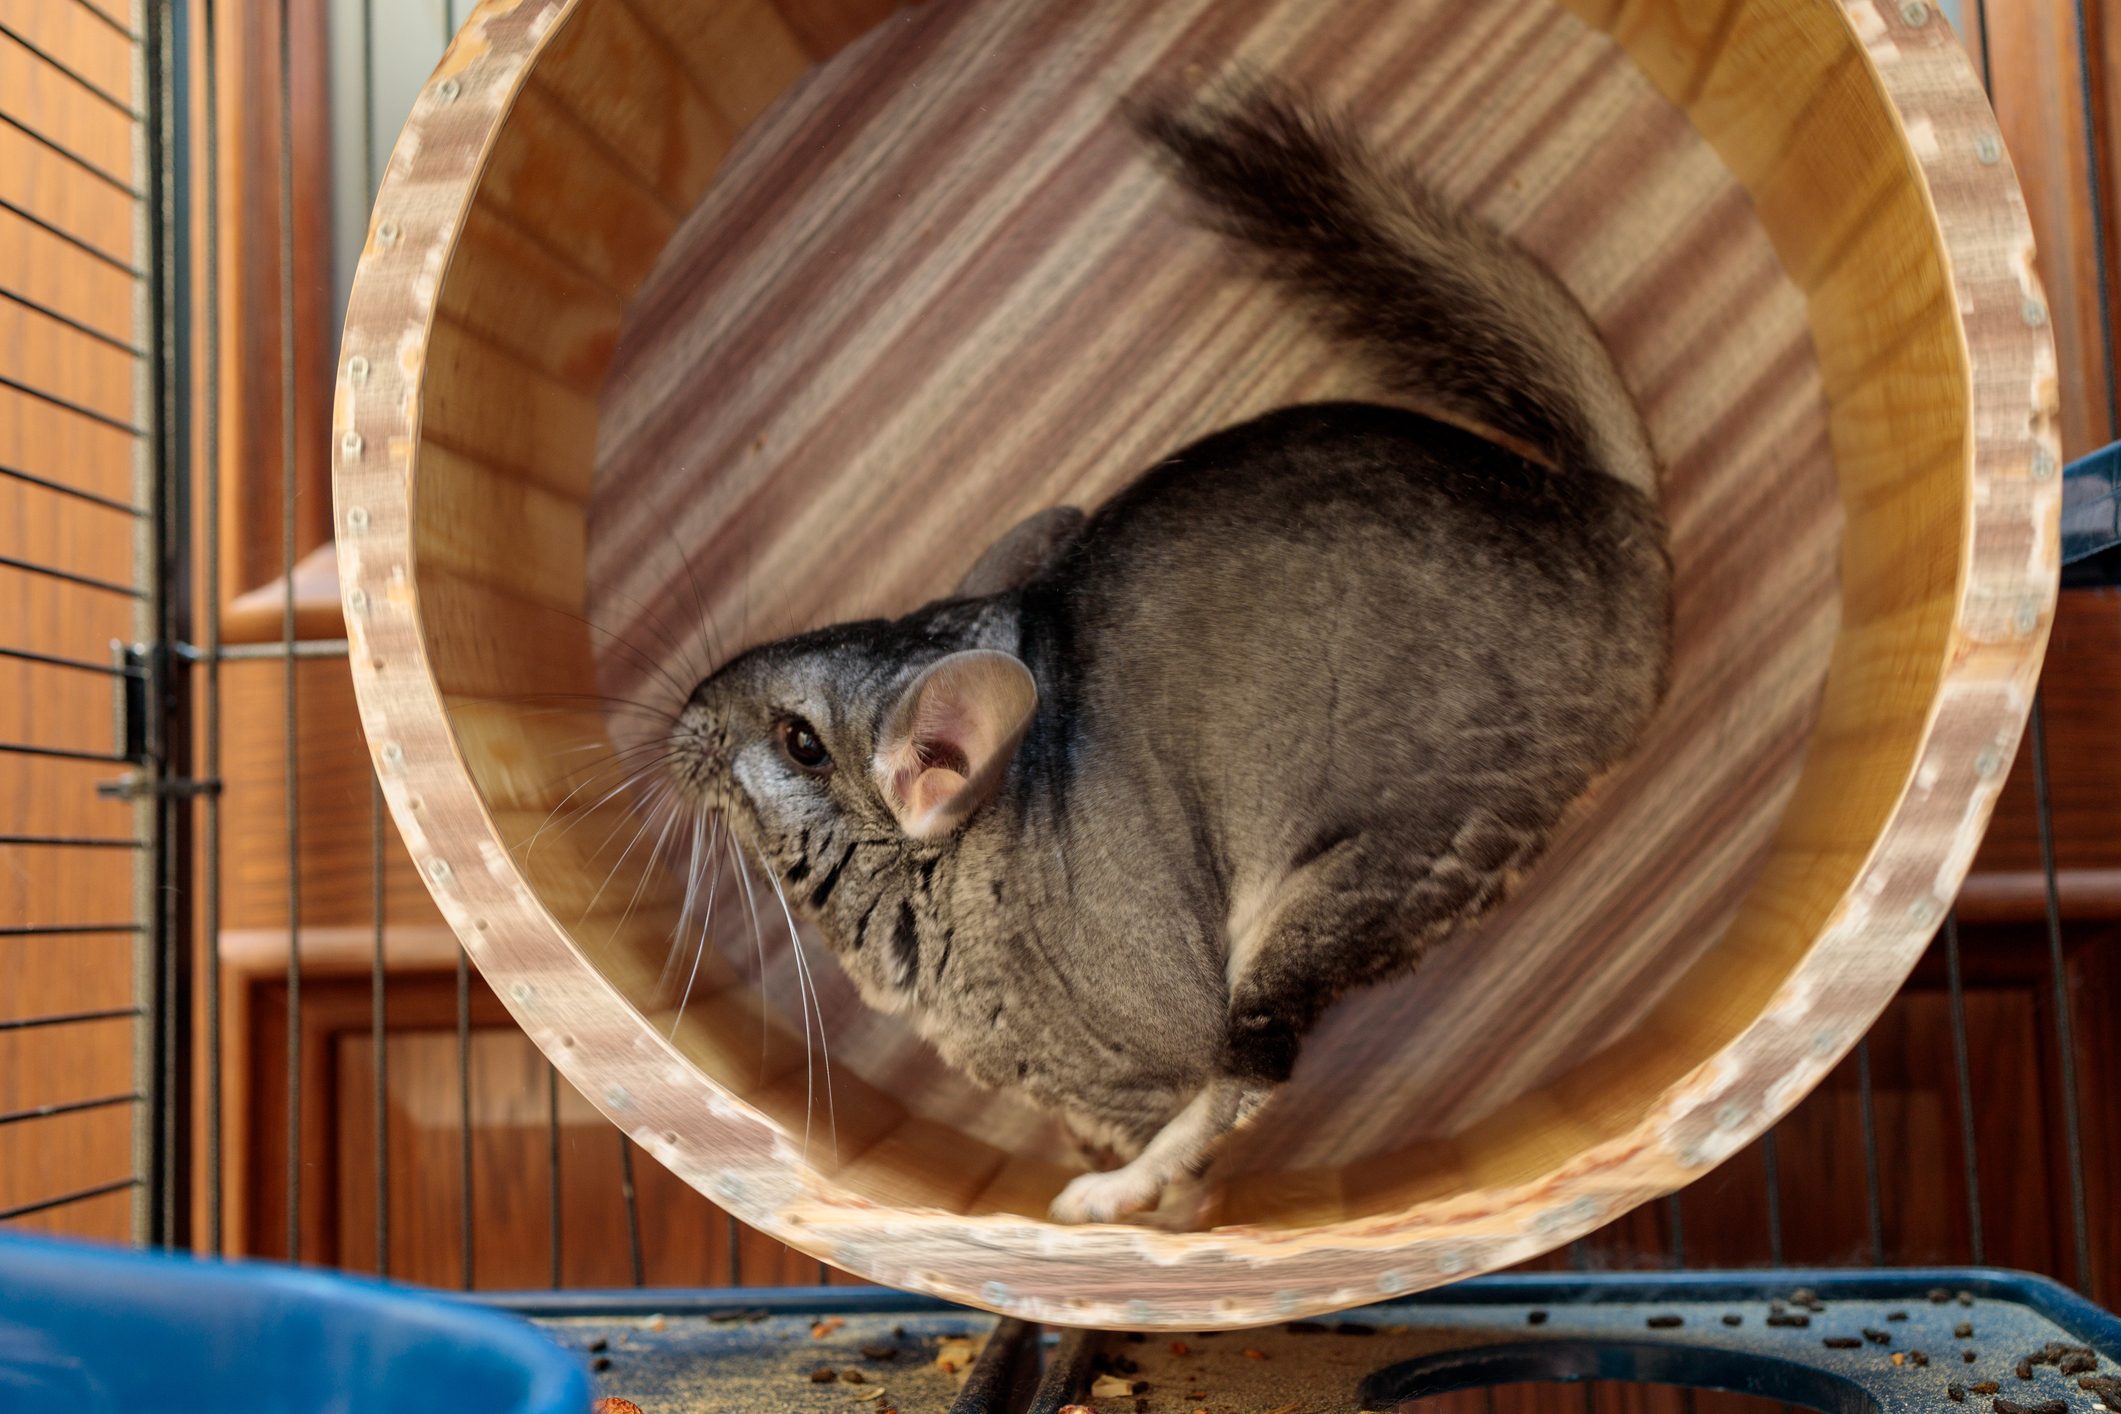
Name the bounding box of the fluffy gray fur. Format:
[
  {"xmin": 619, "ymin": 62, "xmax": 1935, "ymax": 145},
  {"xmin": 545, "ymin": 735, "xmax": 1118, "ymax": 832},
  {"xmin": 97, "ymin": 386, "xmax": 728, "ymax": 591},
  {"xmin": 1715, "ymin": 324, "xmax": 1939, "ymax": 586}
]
[{"xmin": 667, "ymin": 85, "xmax": 1671, "ymax": 1224}]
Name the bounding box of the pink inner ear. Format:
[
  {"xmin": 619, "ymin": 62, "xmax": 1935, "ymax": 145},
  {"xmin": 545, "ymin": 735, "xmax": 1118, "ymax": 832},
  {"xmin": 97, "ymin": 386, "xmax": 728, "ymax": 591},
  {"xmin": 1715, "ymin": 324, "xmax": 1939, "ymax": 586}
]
[{"xmin": 908, "ymin": 767, "xmax": 969, "ymax": 823}]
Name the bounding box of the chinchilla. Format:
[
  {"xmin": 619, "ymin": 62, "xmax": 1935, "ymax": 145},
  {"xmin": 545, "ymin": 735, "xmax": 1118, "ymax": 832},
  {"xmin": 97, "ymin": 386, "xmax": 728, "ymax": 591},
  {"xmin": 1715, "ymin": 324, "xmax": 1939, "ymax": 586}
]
[{"xmin": 664, "ymin": 81, "xmax": 1670, "ymax": 1224}]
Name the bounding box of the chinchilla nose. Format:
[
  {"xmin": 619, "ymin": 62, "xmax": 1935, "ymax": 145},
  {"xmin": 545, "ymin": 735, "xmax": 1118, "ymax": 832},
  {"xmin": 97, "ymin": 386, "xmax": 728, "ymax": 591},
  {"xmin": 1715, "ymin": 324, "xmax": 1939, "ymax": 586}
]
[{"xmin": 673, "ymin": 700, "xmax": 720, "ymax": 758}]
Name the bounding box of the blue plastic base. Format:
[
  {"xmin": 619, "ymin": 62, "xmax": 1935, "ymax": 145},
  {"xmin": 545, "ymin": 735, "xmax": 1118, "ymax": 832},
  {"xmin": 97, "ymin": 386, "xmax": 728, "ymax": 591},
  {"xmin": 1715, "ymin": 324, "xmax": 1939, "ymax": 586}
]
[{"xmin": 0, "ymin": 1233, "xmax": 590, "ymax": 1413}]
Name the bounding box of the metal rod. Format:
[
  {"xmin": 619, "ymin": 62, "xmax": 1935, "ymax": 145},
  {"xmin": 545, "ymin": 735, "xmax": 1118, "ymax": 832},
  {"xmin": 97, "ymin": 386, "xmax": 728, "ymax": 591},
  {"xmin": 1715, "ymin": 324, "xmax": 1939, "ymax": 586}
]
[
  {"xmin": 1943, "ymin": 912, "xmax": 1986, "ymax": 1264},
  {"xmin": 142, "ymin": 0, "xmax": 195, "ymax": 1252},
  {"xmin": 371, "ymin": 773, "xmax": 388, "ymax": 1276},
  {"xmin": 0, "ymin": 110, "xmax": 142, "ymax": 197},
  {"xmin": 618, "ymin": 1133, "xmax": 644, "ymax": 1286},
  {"xmin": 1856, "ymin": 1037, "xmax": 1886, "ymax": 1262},
  {"xmin": 0, "ymin": 19, "xmax": 144, "ymax": 119},
  {"xmin": 0, "ymin": 1177, "xmax": 140, "ymax": 1223},
  {"xmin": 0, "ymin": 644, "xmax": 145, "ymax": 677},
  {"xmin": 548, "ymin": 1065, "xmax": 562, "ymax": 1288},
  {"xmin": 0, "ymin": 833, "xmax": 141, "ymax": 848},
  {"xmin": 69, "ymin": 0, "xmax": 138, "ymax": 44},
  {"xmin": 2072, "ymin": 0, "xmax": 2120, "ymax": 439},
  {"xmin": 0, "ymin": 369, "xmax": 149, "ymax": 436},
  {"xmin": 201, "ymin": 0, "xmax": 226, "ymax": 1262},
  {"xmin": 360, "ymin": 0, "xmax": 385, "ymax": 1284},
  {"xmin": 0, "ymin": 1092, "xmax": 139, "ymax": 1126},
  {"xmin": 2031, "ymin": 698, "xmax": 2093, "ymax": 1289},
  {"xmin": 0, "ymin": 462, "xmax": 146, "ymax": 516},
  {"xmin": 0, "ymin": 1007, "xmax": 141, "ymax": 1032},
  {"xmin": 0, "ymin": 551, "xmax": 146, "ymax": 598},
  {"xmin": 0, "ymin": 285, "xmax": 147, "ymax": 356},
  {"xmin": 1762, "ymin": 1129, "xmax": 1785, "ymax": 1265},
  {"xmin": 214, "ymin": 638, "xmax": 349, "ymax": 661},
  {"xmin": 0, "ymin": 195, "xmax": 144, "ymax": 276},
  {"xmin": 0, "ymin": 922, "xmax": 143, "ymax": 937},
  {"xmin": 275, "ymin": 0, "xmax": 302, "ymax": 1268},
  {"xmin": 0, "ymin": 740, "xmax": 137, "ymax": 764},
  {"xmin": 459, "ymin": 945, "xmax": 475, "ymax": 1289}
]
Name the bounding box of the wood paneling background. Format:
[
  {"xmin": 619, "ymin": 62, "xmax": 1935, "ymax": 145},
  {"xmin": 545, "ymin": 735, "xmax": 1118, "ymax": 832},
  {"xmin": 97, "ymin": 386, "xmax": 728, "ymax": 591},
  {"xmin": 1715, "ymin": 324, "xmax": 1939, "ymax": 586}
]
[
  {"xmin": 6, "ymin": 0, "xmax": 2121, "ymax": 1358},
  {"xmin": 0, "ymin": 0, "xmax": 145, "ymax": 1244}
]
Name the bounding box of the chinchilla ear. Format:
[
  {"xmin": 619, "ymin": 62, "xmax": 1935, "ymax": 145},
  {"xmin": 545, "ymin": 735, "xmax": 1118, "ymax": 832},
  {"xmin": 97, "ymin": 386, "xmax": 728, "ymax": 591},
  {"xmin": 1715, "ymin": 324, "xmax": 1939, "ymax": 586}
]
[
  {"xmin": 954, "ymin": 507, "xmax": 1085, "ymax": 596},
  {"xmin": 872, "ymin": 650, "xmax": 1037, "ymax": 840}
]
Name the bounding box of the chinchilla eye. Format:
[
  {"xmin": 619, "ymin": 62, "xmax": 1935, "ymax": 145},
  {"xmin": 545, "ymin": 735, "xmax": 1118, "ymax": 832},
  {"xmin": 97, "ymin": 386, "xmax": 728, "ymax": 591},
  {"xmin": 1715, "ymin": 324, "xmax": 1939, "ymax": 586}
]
[{"xmin": 778, "ymin": 716, "xmax": 831, "ymax": 771}]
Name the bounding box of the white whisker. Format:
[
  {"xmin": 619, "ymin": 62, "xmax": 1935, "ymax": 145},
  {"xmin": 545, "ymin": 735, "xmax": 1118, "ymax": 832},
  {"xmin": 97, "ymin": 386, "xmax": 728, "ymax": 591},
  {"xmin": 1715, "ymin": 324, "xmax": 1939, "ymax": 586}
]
[
  {"xmin": 760, "ymin": 848, "xmax": 836, "ymax": 1166},
  {"xmin": 672, "ymin": 815, "xmax": 724, "ymax": 1041},
  {"xmin": 660, "ymin": 810, "xmax": 709, "ymax": 996},
  {"xmin": 525, "ymin": 751, "xmax": 675, "ymax": 856},
  {"xmin": 729, "ymin": 831, "xmax": 809, "ymax": 1161},
  {"xmin": 580, "ymin": 780, "xmax": 678, "ymax": 922},
  {"xmin": 609, "ymin": 790, "xmax": 686, "ymax": 939}
]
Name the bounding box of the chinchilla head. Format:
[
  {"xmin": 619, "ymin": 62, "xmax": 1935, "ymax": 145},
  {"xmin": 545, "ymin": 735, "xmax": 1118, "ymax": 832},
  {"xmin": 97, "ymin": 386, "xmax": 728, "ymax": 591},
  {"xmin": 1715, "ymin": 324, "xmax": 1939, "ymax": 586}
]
[{"xmin": 667, "ymin": 596, "xmax": 1039, "ymax": 997}]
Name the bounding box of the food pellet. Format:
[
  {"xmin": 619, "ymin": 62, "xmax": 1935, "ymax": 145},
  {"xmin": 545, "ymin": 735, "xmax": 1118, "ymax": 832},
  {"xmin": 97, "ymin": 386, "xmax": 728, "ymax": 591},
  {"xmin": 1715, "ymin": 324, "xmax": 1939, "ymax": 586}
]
[
  {"xmin": 812, "ymin": 1319, "xmax": 846, "ymax": 1339},
  {"xmin": 1170, "ymin": 1341, "xmax": 1191, "ymax": 1356},
  {"xmin": 1648, "ymin": 1315, "xmax": 1684, "ymax": 1329},
  {"xmin": 1994, "ymin": 1400, "xmax": 2067, "ymax": 1414},
  {"xmin": 1528, "ymin": 1311, "xmax": 1550, "ymax": 1326},
  {"xmin": 1891, "ymin": 1353, "xmax": 1906, "ymax": 1367},
  {"xmin": 1863, "ymin": 1328, "xmax": 1891, "ymax": 1345},
  {"xmin": 2079, "ymin": 1374, "xmax": 2121, "ymax": 1410},
  {"xmin": 1955, "ymin": 1323, "xmax": 1974, "ymax": 1339},
  {"xmin": 1912, "ymin": 1351, "xmax": 1931, "ymax": 1367},
  {"xmin": 1335, "ymin": 1322, "xmax": 1378, "ymax": 1337},
  {"xmin": 2063, "ymin": 1354, "xmax": 2099, "ymax": 1375},
  {"xmin": 2017, "ymin": 1359, "xmax": 2035, "ymax": 1380},
  {"xmin": 1722, "ymin": 1314, "xmax": 1743, "ymax": 1327},
  {"xmin": 843, "ymin": 1371, "xmax": 865, "ymax": 1385},
  {"xmin": 591, "ymin": 1357, "xmax": 612, "ymax": 1373},
  {"xmin": 588, "ymin": 1338, "xmax": 609, "ymax": 1354},
  {"xmin": 860, "ymin": 1345, "xmax": 898, "ymax": 1362},
  {"xmin": 1973, "ymin": 1382, "xmax": 2001, "ymax": 1395},
  {"xmin": 1243, "ymin": 1348, "xmax": 1268, "ymax": 1360},
  {"xmin": 1964, "ymin": 1351, "xmax": 1980, "ymax": 1363},
  {"xmin": 808, "ymin": 1367, "xmax": 837, "ymax": 1383},
  {"xmin": 1767, "ymin": 1313, "xmax": 1811, "ymax": 1328},
  {"xmin": 1824, "ymin": 1337, "xmax": 1863, "ymax": 1350},
  {"xmin": 1929, "ymin": 1289, "xmax": 1953, "ymax": 1304},
  {"xmin": 1887, "ymin": 1310, "xmax": 1908, "ymax": 1322},
  {"xmin": 1958, "ymin": 1292, "xmax": 1975, "ymax": 1307},
  {"xmin": 1288, "ymin": 1321, "xmax": 1330, "ymax": 1335},
  {"xmin": 1947, "ymin": 1385, "xmax": 1966, "ymax": 1402}
]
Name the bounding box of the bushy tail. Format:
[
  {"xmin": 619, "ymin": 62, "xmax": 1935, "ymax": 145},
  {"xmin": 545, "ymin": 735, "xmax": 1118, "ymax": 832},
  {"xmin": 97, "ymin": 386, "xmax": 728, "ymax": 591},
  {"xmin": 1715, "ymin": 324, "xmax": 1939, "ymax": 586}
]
[{"xmin": 1130, "ymin": 83, "xmax": 1658, "ymax": 498}]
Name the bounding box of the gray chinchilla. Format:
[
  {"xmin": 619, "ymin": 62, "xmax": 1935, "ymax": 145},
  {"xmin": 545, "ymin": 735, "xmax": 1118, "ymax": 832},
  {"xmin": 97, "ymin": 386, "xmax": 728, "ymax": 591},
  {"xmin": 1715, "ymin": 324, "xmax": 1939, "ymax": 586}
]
[{"xmin": 665, "ymin": 82, "xmax": 1671, "ymax": 1225}]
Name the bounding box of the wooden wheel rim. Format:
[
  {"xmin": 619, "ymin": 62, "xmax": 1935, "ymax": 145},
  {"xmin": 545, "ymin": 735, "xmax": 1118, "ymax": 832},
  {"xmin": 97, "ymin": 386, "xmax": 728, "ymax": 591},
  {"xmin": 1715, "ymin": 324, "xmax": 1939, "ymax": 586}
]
[{"xmin": 333, "ymin": 0, "xmax": 2058, "ymax": 1327}]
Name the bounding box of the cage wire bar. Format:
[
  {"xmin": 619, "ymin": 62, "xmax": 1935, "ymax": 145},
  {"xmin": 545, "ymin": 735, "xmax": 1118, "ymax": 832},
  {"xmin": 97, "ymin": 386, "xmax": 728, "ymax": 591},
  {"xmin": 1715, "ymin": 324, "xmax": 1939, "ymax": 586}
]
[{"xmin": 0, "ymin": 0, "xmax": 2104, "ymax": 1345}]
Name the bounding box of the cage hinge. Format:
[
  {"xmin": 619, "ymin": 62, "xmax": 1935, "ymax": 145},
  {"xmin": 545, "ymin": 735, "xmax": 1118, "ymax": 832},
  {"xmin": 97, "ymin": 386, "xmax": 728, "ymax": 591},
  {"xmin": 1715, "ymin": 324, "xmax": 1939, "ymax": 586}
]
[{"xmin": 97, "ymin": 641, "xmax": 220, "ymax": 801}]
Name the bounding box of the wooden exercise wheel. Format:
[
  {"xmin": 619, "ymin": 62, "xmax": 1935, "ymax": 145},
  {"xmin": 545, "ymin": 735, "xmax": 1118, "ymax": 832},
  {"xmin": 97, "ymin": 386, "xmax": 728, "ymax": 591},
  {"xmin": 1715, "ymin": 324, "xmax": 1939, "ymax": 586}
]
[{"xmin": 334, "ymin": 0, "xmax": 2058, "ymax": 1327}]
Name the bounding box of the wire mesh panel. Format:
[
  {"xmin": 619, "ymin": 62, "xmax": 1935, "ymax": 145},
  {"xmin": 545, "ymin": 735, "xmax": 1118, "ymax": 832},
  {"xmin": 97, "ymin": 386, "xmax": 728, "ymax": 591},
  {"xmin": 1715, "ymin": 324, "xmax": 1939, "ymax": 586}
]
[{"xmin": 0, "ymin": 0, "xmax": 166, "ymax": 1243}]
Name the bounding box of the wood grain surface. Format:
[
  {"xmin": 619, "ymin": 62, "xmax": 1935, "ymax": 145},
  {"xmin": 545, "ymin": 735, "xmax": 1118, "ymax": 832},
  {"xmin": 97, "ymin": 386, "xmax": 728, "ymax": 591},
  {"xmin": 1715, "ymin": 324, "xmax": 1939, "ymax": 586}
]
[
  {"xmin": 0, "ymin": 0, "xmax": 145, "ymax": 1244},
  {"xmin": 585, "ymin": 0, "xmax": 1841, "ymax": 1173},
  {"xmin": 333, "ymin": 0, "xmax": 2055, "ymax": 1325}
]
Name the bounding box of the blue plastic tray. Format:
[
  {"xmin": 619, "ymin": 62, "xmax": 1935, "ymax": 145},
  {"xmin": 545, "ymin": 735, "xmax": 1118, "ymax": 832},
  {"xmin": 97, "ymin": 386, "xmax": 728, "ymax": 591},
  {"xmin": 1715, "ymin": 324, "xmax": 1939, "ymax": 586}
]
[{"xmin": 0, "ymin": 1233, "xmax": 590, "ymax": 1413}]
